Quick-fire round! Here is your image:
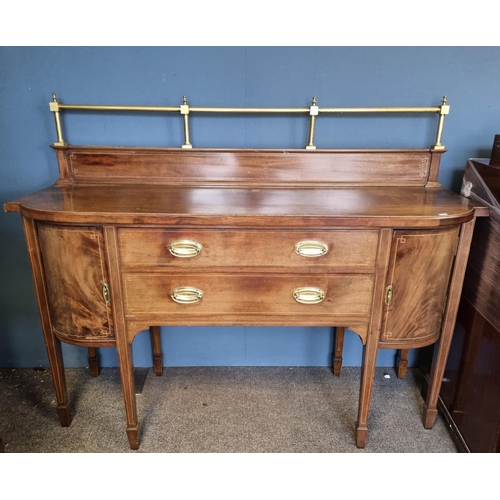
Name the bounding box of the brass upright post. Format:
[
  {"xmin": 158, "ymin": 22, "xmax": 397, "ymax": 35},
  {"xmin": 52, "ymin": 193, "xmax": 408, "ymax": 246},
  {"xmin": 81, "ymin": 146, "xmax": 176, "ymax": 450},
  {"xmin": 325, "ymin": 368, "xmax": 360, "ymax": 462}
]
[
  {"xmin": 433, "ymin": 96, "xmax": 450, "ymax": 150},
  {"xmin": 180, "ymin": 95, "xmax": 192, "ymax": 149},
  {"xmin": 306, "ymin": 97, "xmax": 318, "ymax": 150},
  {"xmin": 49, "ymin": 93, "xmax": 67, "ymax": 147}
]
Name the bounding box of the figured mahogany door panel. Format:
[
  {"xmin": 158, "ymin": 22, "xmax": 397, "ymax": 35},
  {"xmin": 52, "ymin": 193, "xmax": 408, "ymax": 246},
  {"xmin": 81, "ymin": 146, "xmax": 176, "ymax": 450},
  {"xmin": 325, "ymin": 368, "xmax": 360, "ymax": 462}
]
[
  {"xmin": 37, "ymin": 223, "xmax": 114, "ymax": 343},
  {"xmin": 379, "ymin": 227, "xmax": 459, "ymax": 347},
  {"xmin": 122, "ymin": 273, "xmax": 374, "ymax": 321},
  {"xmin": 118, "ymin": 228, "xmax": 379, "ymax": 272}
]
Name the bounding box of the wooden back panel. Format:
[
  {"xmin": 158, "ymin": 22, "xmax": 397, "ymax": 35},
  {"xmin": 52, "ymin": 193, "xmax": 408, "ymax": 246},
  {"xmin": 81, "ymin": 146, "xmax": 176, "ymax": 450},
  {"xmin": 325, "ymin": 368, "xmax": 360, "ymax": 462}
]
[{"xmin": 53, "ymin": 146, "xmax": 444, "ymax": 186}]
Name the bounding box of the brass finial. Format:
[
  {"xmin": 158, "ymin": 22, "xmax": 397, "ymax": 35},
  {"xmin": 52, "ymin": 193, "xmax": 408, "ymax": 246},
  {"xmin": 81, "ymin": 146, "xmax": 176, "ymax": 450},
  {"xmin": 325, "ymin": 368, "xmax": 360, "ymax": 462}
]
[
  {"xmin": 434, "ymin": 95, "xmax": 450, "ymax": 149},
  {"xmin": 180, "ymin": 95, "xmax": 192, "ymax": 148},
  {"xmin": 306, "ymin": 96, "xmax": 319, "ymax": 150},
  {"xmin": 50, "ymin": 92, "xmax": 66, "ymax": 146}
]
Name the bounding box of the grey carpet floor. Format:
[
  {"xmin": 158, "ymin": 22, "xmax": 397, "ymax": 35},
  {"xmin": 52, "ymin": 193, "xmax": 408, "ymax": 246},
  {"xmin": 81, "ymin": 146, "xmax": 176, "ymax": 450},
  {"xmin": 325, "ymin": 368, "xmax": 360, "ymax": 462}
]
[{"xmin": 0, "ymin": 366, "xmax": 457, "ymax": 453}]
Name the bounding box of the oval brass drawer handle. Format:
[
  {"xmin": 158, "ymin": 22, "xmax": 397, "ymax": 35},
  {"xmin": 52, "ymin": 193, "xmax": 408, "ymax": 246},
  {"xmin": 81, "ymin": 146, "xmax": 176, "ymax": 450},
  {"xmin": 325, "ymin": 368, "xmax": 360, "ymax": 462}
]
[
  {"xmin": 168, "ymin": 240, "xmax": 203, "ymax": 258},
  {"xmin": 293, "ymin": 287, "xmax": 325, "ymax": 304},
  {"xmin": 170, "ymin": 286, "xmax": 204, "ymax": 304},
  {"xmin": 294, "ymin": 240, "xmax": 329, "ymax": 258}
]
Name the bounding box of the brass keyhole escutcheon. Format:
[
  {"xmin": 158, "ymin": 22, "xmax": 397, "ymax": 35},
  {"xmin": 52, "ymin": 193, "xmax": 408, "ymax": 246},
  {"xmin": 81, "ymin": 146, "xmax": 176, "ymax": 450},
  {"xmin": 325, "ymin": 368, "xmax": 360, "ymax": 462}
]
[{"xmin": 385, "ymin": 285, "xmax": 393, "ymax": 306}]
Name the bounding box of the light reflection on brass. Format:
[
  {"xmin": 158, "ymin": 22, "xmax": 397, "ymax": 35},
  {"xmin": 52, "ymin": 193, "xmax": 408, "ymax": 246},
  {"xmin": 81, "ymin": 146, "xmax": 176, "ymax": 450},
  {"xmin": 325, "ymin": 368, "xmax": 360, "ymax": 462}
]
[
  {"xmin": 168, "ymin": 240, "xmax": 202, "ymax": 258},
  {"xmin": 385, "ymin": 285, "xmax": 393, "ymax": 306},
  {"xmin": 293, "ymin": 287, "xmax": 325, "ymax": 304},
  {"xmin": 170, "ymin": 287, "xmax": 203, "ymax": 304},
  {"xmin": 101, "ymin": 281, "xmax": 110, "ymax": 304},
  {"xmin": 294, "ymin": 240, "xmax": 329, "ymax": 258}
]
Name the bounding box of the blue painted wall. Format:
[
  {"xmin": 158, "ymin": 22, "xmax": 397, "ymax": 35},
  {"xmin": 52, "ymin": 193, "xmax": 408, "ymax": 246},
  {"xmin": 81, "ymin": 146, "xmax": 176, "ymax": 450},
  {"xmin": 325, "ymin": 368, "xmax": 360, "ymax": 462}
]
[{"xmin": 1, "ymin": 46, "xmax": 499, "ymax": 369}]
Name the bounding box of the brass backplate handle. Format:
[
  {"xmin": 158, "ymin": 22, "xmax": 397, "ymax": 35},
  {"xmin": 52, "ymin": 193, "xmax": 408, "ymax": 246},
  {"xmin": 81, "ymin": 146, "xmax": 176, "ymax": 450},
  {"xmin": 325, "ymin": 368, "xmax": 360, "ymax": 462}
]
[
  {"xmin": 385, "ymin": 285, "xmax": 393, "ymax": 306},
  {"xmin": 294, "ymin": 240, "xmax": 329, "ymax": 258},
  {"xmin": 168, "ymin": 240, "xmax": 203, "ymax": 258},
  {"xmin": 171, "ymin": 286, "xmax": 204, "ymax": 304},
  {"xmin": 293, "ymin": 287, "xmax": 325, "ymax": 304}
]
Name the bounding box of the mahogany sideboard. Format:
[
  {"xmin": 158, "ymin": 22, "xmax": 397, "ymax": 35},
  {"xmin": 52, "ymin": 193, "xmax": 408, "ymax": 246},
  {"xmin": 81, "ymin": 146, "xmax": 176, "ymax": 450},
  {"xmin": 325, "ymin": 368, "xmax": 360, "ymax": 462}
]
[{"xmin": 4, "ymin": 96, "xmax": 488, "ymax": 450}]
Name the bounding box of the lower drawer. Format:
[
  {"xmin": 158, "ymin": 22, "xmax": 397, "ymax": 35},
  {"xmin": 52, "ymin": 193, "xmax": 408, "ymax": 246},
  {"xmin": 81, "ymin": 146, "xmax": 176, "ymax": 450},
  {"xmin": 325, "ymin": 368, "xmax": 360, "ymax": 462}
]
[{"xmin": 122, "ymin": 273, "xmax": 374, "ymax": 318}]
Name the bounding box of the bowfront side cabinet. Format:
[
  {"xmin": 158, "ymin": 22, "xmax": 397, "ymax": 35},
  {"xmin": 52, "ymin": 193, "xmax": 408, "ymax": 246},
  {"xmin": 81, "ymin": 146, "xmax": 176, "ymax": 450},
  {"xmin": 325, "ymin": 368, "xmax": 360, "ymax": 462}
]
[
  {"xmin": 38, "ymin": 224, "xmax": 114, "ymax": 343},
  {"xmin": 5, "ymin": 143, "xmax": 488, "ymax": 450}
]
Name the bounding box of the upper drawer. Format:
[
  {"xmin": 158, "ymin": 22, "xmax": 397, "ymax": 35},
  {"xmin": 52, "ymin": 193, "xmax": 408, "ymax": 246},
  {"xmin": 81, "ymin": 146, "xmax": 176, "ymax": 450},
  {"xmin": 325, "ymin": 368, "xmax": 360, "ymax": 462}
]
[{"xmin": 118, "ymin": 228, "xmax": 379, "ymax": 271}]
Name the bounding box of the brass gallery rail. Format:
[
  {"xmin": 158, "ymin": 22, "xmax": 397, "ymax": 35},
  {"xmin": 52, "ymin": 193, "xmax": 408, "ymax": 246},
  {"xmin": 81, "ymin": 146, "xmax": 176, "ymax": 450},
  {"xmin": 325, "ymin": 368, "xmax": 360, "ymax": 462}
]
[{"xmin": 49, "ymin": 93, "xmax": 450, "ymax": 151}]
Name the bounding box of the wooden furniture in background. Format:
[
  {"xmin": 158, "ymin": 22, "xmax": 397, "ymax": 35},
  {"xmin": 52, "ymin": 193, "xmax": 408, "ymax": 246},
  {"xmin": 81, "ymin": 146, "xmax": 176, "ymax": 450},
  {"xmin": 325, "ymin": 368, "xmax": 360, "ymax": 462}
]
[
  {"xmin": 4, "ymin": 96, "xmax": 488, "ymax": 450},
  {"xmin": 438, "ymin": 158, "xmax": 500, "ymax": 452}
]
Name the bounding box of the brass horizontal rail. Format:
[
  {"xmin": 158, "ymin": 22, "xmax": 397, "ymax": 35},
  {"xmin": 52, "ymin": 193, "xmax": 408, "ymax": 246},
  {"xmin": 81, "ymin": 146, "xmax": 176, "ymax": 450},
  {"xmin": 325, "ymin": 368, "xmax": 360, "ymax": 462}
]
[
  {"xmin": 320, "ymin": 107, "xmax": 440, "ymax": 113},
  {"xmin": 190, "ymin": 107, "xmax": 309, "ymax": 113},
  {"xmin": 58, "ymin": 104, "xmax": 180, "ymax": 112},
  {"xmin": 56, "ymin": 104, "xmax": 441, "ymax": 114},
  {"xmin": 49, "ymin": 93, "xmax": 450, "ymax": 150}
]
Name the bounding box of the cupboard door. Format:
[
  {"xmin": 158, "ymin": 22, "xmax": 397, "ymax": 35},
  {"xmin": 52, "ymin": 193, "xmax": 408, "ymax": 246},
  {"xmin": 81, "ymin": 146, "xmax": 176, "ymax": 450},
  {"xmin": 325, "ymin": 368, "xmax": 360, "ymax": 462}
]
[
  {"xmin": 380, "ymin": 227, "xmax": 459, "ymax": 347},
  {"xmin": 38, "ymin": 224, "xmax": 114, "ymax": 342}
]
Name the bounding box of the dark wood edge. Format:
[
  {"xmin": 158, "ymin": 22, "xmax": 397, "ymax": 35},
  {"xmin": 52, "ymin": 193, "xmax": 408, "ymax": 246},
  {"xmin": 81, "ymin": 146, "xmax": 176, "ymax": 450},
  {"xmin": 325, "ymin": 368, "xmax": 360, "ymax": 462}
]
[
  {"xmin": 428, "ymin": 150, "xmax": 446, "ymax": 184},
  {"xmin": 4, "ymin": 201, "xmax": 20, "ymax": 213},
  {"xmin": 52, "ymin": 145, "xmax": 439, "ymax": 154},
  {"xmin": 55, "ymin": 149, "xmax": 70, "ymax": 181},
  {"xmin": 15, "ymin": 205, "xmax": 476, "ymax": 228},
  {"xmin": 467, "ymin": 193, "xmax": 491, "ymax": 218},
  {"xmin": 437, "ymin": 395, "xmax": 470, "ymax": 453},
  {"xmin": 52, "ymin": 333, "xmax": 115, "ymax": 348},
  {"xmin": 378, "ymin": 331, "xmax": 440, "ymax": 350},
  {"xmin": 421, "ymin": 371, "xmax": 470, "ymax": 453}
]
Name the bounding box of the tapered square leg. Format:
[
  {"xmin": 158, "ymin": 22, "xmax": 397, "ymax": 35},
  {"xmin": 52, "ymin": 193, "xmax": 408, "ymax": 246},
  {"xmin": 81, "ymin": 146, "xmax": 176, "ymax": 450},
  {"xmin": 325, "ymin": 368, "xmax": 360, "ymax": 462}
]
[
  {"xmin": 333, "ymin": 326, "xmax": 345, "ymax": 376},
  {"xmin": 22, "ymin": 216, "xmax": 72, "ymax": 428},
  {"xmin": 423, "ymin": 406, "xmax": 438, "ymax": 429},
  {"xmin": 150, "ymin": 326, "xmax": 163, "ymax": 376},
  {"xmin": 88, "ymin": 347, "xmax": 100, "ymax": 377},
  {"xmin": 117, "ymin": 342, "xmax": 140, "ymax": 450},
  {"xmin": 424, "ymin": 220, "xmax": 475, "ymax": 431},
  {"xmin": 126, "ymin": 425, "xmax": 140, "ymax": 450},
  {"xmin": 354, "ymin": 228, "xmax": 392, "ymax": 449},
  {"xmin": 355, "ymin": 424, "xmax": 369, "ymax": 448},
  {"xmin": 105, "ymin": 226, "xmax": 141, "ymax": 450},
  {"xmin": 356, "ymin": 339, "xmax": 379, "ymax": 449},
  {"xmin": 396, "ymin": 349, "xmax": 409, "ymax": 379}
]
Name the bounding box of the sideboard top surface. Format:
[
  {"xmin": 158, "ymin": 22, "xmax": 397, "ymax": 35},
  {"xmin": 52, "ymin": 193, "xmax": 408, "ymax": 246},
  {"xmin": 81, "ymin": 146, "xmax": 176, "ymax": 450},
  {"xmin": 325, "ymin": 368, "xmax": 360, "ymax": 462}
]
[
  {"xmin": 4, "ymin": 183, "xmax": 485, "ymax": 227},
  {"xmin": 4, "ymin": 146, "xmax": 488, "ymax": 226}
]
